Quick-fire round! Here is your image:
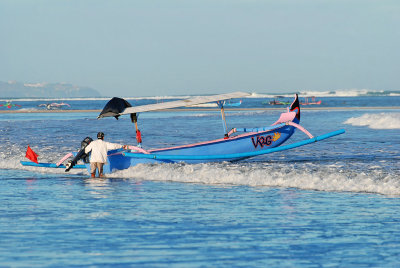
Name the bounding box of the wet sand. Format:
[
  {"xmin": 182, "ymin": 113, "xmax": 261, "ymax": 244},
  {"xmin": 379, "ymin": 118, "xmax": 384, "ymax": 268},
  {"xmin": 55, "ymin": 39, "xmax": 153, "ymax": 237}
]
[{"xmin": 1, "ymin": 106, "xmax": 400, "ymax": 114}]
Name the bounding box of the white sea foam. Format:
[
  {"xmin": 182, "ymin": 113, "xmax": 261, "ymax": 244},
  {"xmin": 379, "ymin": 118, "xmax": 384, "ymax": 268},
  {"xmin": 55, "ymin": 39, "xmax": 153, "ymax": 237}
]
[
  {"xmin": 344, "ymin": 113, "xmax": 400, "ymax": 129},
  {"xmin": 106, "ymin": 162, "xmax": 400, "ymax": 196},
  {"xmin": 18, "ymin": 108, "xmax": 41, "ymax": 112},
  {"xmin": 5, "ymin": 154, "xmax": 399, "ymax": 196},
  {"xmin": 247, "ymin": 89, "xmax": 400, "ymax": 98},
  {"xmin": 140, "ymin": 89, "xmax": 399, "ymax": 98}
]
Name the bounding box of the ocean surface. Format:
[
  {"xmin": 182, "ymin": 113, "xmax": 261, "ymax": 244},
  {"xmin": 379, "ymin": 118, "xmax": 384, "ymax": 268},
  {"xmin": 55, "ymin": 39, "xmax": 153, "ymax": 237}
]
[{"xmin": 1, "ymin": 91, "xmax": 400, "ymax": 267}]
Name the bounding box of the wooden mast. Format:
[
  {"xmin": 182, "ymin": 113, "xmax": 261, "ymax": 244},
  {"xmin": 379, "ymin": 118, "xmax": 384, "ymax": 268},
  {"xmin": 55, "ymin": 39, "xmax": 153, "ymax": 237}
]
[{"xmin": 217, "ymin": 101, "xmax": 229, "ymax": 138}]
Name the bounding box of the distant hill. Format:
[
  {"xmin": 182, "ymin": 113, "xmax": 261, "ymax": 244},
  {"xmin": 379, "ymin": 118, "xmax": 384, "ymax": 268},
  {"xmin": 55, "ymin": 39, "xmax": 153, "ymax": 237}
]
[{"xmin": 0, "ymin": 81, "xmax": 102, "ymax": 98}]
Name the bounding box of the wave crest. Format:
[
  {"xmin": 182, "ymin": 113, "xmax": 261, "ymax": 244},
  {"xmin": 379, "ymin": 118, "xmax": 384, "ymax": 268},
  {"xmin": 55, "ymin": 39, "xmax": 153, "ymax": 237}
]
[
  {"xmin": 344, "ymin": 113, "xmax": 400, "ymax": 129},
  {"xmin": 107, "ymin": 162, "xmax": 400, "ymax": 196}
]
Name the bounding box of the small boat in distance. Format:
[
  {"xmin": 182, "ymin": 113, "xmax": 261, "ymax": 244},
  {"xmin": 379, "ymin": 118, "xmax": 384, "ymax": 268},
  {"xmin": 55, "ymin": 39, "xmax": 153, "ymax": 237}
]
[
  {"xmin": 262, "ymin": 99, "xmax": 291, "ymax": 106},
  {"xmin": 301, "ymin": 97, "xmax": 322, "ymax": 105},
  {"xmin": 38, "ymin": 102, "xmax": 71, "ymax": 110},
  {"xmin": 0, "ymin": 101, "xmax": 22, "ymax": 109},
  {"xmin": 224, "ymin": 99, "xmax": 242, "ymax": 107}
]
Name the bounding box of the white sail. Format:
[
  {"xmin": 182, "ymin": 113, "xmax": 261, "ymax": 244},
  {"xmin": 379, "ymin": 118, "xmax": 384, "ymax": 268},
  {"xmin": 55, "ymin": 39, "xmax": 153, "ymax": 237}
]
[{"xmin": 121, "ymin": 91, "xmax": 249, "ymax": 115}]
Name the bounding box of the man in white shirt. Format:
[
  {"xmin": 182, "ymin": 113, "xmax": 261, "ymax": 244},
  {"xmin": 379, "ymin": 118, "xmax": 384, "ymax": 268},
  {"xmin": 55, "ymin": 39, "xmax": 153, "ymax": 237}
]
[{"xmin": 84, "ymin": 132, "xmax": 127, "ymax": 178}]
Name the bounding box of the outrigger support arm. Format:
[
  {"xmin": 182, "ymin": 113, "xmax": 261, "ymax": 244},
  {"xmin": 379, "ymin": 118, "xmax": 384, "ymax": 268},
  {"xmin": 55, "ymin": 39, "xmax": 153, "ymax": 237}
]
[
  {"xmin": 217, "ymin": 101, "xmax": 229, "ymax": 138},
  {"xmin": 227, "ymin": 122, "xmax": 314, "ymax": 139},
  {"xmin": 227, "ymin": 123, "xmax": 286, "ymax": 136},
  {"xmin": 287, "ymin": 122, "xmax": 314, "ymax": 139}
]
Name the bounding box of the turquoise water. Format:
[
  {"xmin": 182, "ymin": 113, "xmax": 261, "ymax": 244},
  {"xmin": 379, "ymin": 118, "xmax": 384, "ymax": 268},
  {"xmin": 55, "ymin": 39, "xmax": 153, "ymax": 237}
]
[{"xmin": 1, "ymin": 96, "xmax": 400, "ymax": 267}]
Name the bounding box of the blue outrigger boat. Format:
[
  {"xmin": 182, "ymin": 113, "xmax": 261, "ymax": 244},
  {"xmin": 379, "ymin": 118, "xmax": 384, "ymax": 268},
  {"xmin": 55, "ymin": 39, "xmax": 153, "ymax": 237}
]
[{"xmin": 21, "ymin": 92, "xmax": 345, "ymax": 175}]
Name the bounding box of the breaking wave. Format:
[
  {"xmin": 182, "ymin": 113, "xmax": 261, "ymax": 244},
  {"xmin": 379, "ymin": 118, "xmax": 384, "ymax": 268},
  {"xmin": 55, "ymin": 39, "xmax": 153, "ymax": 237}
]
[
  {"xmin": 250, "ymin": 89, "xmax": 400, "ymax": 98},
  {"xmin": 105, "ymin": 162, "xmax": 400, "ymax": 196},
  {"xmin": 4, "ymin": 153, "xmax": 399, "ymax": 196},
  {"xmin": 344, "ymin": 113, "xmax": 400, "ymax": 129}
]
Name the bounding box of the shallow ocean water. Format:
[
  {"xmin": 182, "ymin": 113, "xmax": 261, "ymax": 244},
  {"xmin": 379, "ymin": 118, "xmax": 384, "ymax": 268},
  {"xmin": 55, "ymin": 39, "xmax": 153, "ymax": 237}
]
[
  {"xmin": 1, "ymin": 95, "xmax": 400, "ymax": 267},
  {"xmin": 1, "ymin": 173, "xmax": 400, "ymax": 267}
]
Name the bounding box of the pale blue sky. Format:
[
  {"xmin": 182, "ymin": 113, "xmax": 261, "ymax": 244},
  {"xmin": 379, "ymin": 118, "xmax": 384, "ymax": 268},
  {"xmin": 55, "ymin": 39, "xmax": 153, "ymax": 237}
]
[{"xmin": 0, "ymin": 0, "xmax": 399, "ymax": 96}]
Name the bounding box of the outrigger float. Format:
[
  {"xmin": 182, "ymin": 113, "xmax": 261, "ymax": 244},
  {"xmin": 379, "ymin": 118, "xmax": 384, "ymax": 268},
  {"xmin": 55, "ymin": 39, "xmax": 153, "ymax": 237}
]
[{"xmin": 21, "ymin": 92, "xmax": 345, "ymax": 175}]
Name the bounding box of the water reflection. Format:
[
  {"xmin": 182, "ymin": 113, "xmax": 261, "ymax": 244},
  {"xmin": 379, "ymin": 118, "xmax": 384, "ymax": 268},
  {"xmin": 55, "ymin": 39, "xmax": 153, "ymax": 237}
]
[
  {"xmin": 84, "ymin": 178, "xmax": 111, "ymax": 199},
  {"xmin": 88, "ymin": 211, "xmax": 111, "ymax": 219}
]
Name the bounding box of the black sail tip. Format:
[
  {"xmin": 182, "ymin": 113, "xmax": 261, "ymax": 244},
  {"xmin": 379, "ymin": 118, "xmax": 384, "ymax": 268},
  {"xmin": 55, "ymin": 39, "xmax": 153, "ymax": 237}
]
[
  {"xmin": 289, "ymin": 94, "xmax": 300, "ymax": 121},
  {"xmin": 98, "ymin": 97, "xmax": 132, "ymax": 120}
]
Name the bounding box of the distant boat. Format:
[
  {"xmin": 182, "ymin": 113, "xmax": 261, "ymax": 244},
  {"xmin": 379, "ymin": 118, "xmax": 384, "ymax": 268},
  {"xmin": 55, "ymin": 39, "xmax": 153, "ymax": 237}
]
[
  {"xmin": 224, "ymin": 100, "xmax": 242, "ymax": 107},
  {"xmin": 262, "ymin": 99, "xmax": 291, "ymax": 106},
  {"xmin": 300, "ymin": 97, "xmax": 322, "ymax": 105},
  {"xmin": 0, "ymin": 101, "xmax": 22, "ymax": 109},
  {"xmin": 39, "ymin": 102, "xmax": 71, "ymax": 110}
]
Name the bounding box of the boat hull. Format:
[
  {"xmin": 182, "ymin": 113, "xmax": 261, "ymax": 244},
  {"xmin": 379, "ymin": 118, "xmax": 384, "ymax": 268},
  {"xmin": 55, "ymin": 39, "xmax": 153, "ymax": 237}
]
[{"xmin": 93, "ymin": 123, "xmax": 297, "ymax": 174}]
